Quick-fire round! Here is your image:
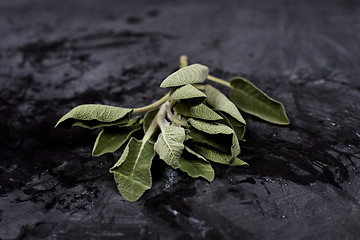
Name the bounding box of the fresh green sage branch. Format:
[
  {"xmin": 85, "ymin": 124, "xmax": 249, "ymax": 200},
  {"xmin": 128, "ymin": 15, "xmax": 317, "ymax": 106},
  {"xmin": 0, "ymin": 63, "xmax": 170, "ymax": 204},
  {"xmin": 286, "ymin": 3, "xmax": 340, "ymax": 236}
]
[{"xmin": 55, "ymin": 55, "xmax": 290, "ymax": 202}]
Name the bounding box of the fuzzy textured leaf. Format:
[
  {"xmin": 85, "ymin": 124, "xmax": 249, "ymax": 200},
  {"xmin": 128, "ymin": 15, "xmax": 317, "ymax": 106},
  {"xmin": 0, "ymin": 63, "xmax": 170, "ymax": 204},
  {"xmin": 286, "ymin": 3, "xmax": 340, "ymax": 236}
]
[
  {"xmin": 174, "ymin": 103, "xmax": 222, "ymax": 121},
  {"xmin": 205, "ymin": 84, "xmax": 245, "ymax": 124},
  {"xmin": 179, "ymin": 147, "xmax": 214, "ymax": 182},
  {"xmin": 143, "ymin": 108, "xmax": 160, "ymax": 143},
  {"xmin": 169, "ymin": 84, "xmax": 206, "ymax": 105},
  {"xmin": 55, "ymin": 104, "xmax": 132, "ymax": 129},
  {"xmin": 230, "ymin": 133, "xmax": 241, "ymax": 158},
  {"xmin": 188, "ymin": 118, "xmax": 233, "ymax": 135},
  {"xmin": 230, "ymin": 77, "xmax": 289, "ymax": 125},
  {"xmin": 219, "ymin": 112, "xmax": 246, "ymax": 140},
  {"xmin": 230, "ymin": 158, "xmax": 249, "ymax": 167},
  {"xmin": 154, "ymin": 124, "xmax": 185, "ymax": 169},
  {"xmin": 143, "ymin": 108, "xmax": 159, "ymax": 133},
  {"xmin": 160, "ymin": 64, "xmax": 209, "ymax": 88},
  {"xmin": 187, "ymin": 128, "xmax": 231, "ymax": 153},
  {"xmin": 92, "ymin": 118, "xmax": 142, "ymax": 157},
  {"xmin": 109, "ymin": 137, "xmax": 155, "ymax": 202},
  {"xmin": 193, "ymin": 145, "xmax": 233, "ymax": 164}
]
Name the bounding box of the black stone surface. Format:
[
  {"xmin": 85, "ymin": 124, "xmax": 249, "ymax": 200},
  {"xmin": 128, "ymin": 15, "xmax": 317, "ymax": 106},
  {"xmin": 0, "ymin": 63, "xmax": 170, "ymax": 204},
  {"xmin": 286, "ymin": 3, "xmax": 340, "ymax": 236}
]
[{"xmin": 1, "ymin": 0, "xmax": 360, "ymax": 239}]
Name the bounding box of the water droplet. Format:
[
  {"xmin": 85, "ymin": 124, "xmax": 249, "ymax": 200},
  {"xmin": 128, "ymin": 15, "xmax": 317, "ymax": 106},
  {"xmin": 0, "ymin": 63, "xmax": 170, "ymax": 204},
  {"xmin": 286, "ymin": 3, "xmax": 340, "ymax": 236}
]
[
  {"xmin": 330, "ymin": 122, "xmax": 336, "ymax": 126},
  {"xmin": 281, "ymin": 215, "xmax": 287, "ymax": 219}
]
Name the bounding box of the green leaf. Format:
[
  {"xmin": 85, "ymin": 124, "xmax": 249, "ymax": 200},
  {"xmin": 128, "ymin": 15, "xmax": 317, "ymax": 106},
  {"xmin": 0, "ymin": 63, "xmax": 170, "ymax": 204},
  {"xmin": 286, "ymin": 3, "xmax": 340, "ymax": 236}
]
[
  {"xmin": 154, "ymin": 124, "xmax": 185, "ymax": 169},
  {"xmin": 230, "ymin": 133, "xmax": 241, "ymax": 158},
  {"xmin": 188, "ymin": 118, "xmax": 233, "ymax": 135},
  {"xmin": 218, "ymin": 112, "xmax": 246, "ymax": 140},
  {"xmin": 160, "ymin": 64, "xmax": 209, "ymax": 88},
  {"xmin": 143, "ymin": 108, "xmax": 159, "ymax": 133},
  {"xmin": 230, "ymin": 158, "xmax": 248, "ymax": 167},
  {"xmin": 188, "ymin": 118, "xmax": 240, "ymax": 157},
  {"xmin": 143, "ymin": 108, "xmax": 160, "ymax": 143},
  {"xmin": 188, "ymin": 117, "xmax": 241, "ymax": 161},
  {"xmin": 109, "ymin": 137, "xmax": 155, "ymax": 202},
  {"xmin": 192, "ymin": 145, "xmax": 233, "ymax": 165},
  {"xmin": 169, "ymin": 84, "xmax": 206, "ymax": 105},
  {"xmin": 184, "ymin": 146, "xmax": 208, "ymax": 162},
  {"xmin": 230, "ymin": 77, "xmax": 289, "ymax": 125},
  {"xmin": 174, "ymin": 103, "xmax": 222, "ymax": 121},
  {"xmin": 92, "ymin": 118, "xmax": 142, "ymax": 157},
  {"xmin": 187, "ymin": 128, "xmax": 232, "ymax": 153},
  {"xmin": 204, "ymin": 85, "xmax": 245, "ymax": 124},
  {"xmin": 178, "ymin": 147, "xmax": 215, "ymax": 182},
  {"xmin": 55, "ymin": 104, "xmax": 133, "ymax": 129}
]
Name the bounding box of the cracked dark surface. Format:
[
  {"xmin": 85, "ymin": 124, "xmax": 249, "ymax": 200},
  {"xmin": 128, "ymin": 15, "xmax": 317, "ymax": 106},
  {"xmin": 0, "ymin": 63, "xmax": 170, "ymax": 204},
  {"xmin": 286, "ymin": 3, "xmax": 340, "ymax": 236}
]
[{"xmin": 1, "ymin": 0, "xmax": 360, "ymax": 239}]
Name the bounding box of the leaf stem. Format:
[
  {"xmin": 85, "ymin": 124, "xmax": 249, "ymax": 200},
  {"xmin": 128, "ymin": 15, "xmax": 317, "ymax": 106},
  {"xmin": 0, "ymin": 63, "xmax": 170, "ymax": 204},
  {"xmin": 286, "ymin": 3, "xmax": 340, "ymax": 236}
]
[
  {"xmin": 179, "ymin": 55, "xmax": 188, "ymax": 68},
  {"xmin": 165, "ymin": 102, "xmax": 188, "ymax": 127},
  {"xmin": 157, "ymin": 102, "xmax": 170, "ymax": 132},
  {"xmin": 207, "ymin": 75, "xmax": 232, "ymax": 88},
  {"xmin": 132, "ymin": 92, "xmax": 170, "ymax": 114}
]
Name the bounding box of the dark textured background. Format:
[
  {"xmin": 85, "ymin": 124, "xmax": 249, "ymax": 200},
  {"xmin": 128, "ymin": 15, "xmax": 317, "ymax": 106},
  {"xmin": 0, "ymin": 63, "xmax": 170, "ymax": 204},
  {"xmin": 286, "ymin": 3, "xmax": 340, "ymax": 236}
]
[{"xmin": 1, "ymin": 0, "xmax": 360, "ymax": 239}]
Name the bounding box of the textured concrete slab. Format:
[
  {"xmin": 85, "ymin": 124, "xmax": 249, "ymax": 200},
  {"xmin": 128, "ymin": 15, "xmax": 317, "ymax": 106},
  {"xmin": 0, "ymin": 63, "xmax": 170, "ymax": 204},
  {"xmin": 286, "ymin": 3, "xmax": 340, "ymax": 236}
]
[{"xmin": 1, "ymin": 0, "xmax": 360, "ymax": 239}]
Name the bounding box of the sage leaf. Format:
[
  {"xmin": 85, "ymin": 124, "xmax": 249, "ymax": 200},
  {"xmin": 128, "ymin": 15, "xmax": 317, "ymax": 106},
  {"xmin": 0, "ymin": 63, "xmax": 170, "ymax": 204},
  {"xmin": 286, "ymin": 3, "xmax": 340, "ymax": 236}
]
[
  {"xmin": 55, "ymin": 104, "xmax": 132, "ymax": 129},
  {"xmin": 109, "ymin": 137, "xmax": 155, "ymax": 202},
  {"xmin": 174, "ymin": 103, "xmax": 222, "ymax": 121},
  {"xmin": 143, "ymin": 108, "xmax": 159, "ymax": 133},
  {"xmin": 169, "ymin": 84, "xmax": 206, "ymax": 105},
  {"xmin": 154, "ymin": 124, "xmax": 185, "ymax": 169},
  {"xmin": 187, "ymin": 128, "xmax": 231, "ymax": 153},
  {"xmin": 188, "ymin": 116, "xmax": 240, "ymax": 161},
  {"xmin": 188, "ymin": 118, "xmax": 240, "ymax": 157},
  {"xmin": 188, "ymin": 118, "xmax": 233, "ymax": 135},
  {"xmin": 160, "ymin": 64, "xmax": 209, "ymax": 88},
  {"xmin": 143, "ymin": 108, "xmax": 160, "ymax": 143},
  {"xmin": 179, "ymin": 147, "xmax": 215, "ymax": 182},
  {"xmin": 230, "ymin": 158, "xmax": 249, "ymax": 167},
  {"xmin": 204, "ymin": 84, "xmax": 245, "ymax": 124},
  {"xmin": 230, "ymin": 77, "xmax": 289, "ymax": 125},
  {"xmin": 192, "ymin": 145, "xmax": 233, "ymax": 165},
  {"xmin": 92, "ymin": 118, "xmax": 142, "ymax": 157},
  {"xmin": 230, "ymin": 133, "xmax": 241, "ymax": 158},
  {"xmin": 219, "ymin": 112, "xmax": 246, "ymax": 140}
]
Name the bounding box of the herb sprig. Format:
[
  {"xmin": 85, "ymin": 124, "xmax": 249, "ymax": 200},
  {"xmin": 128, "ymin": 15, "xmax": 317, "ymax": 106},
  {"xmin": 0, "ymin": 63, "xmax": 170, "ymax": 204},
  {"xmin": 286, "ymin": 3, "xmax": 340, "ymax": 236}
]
[{"xmin": 55, "ymin": 55, "xmax": 289, "ymax": 202}]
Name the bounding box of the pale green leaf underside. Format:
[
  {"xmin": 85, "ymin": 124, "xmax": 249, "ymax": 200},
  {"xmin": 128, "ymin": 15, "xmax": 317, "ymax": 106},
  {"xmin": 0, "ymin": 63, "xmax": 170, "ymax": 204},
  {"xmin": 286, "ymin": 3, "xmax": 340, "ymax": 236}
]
[
  {"xmin": 174, "ymin": 103, "xmax": 222, "ymax": 121},
  {"xmin": 160, "ymin": 64, "xmax": 209, "ymax": 88},
  {"xmin": 230, "ymin": 77, "xmax": 289, "ymax": 125},
  {"xmin": 92, "ymin": 118, "xmax": 142, "ymax": 157},
  {"xmin": 154, "ymin": 124, "xmax": 185, "ymax": 169},
  {"xmin": 230, "ymin": 158, "xmax": 249, "ymax": 167},
  {"xmin": 55, "ymin": 104, "xmax": 133, "ymax": 129},
  {"xmin": 204, "ymin": 84, "xmax": 246, "ymax": 124},
  {"xmin": 193, "ymin": 145, "xmax": 233, "ymax": 164},
  {"xmin": 179, "ymin": 147, "xmax": 214, "ymax": 182},
  {"xmin": 169, "ymin": 84, "xmax": 206, "ymax": 105},
  {"xmin": 110, "ymin": 138, "xmax": 155, "ymax": 202},
  {"xmin": 188, "ymin": 118, "xmax": 233, "ymax": 135}
]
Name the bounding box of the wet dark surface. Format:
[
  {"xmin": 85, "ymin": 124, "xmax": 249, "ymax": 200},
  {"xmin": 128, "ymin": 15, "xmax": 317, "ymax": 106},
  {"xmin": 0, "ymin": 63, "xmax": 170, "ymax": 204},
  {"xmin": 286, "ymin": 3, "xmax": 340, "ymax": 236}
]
[{"xmin": 1, "ymin": 0, "xmax": 360, "ymax": 239}]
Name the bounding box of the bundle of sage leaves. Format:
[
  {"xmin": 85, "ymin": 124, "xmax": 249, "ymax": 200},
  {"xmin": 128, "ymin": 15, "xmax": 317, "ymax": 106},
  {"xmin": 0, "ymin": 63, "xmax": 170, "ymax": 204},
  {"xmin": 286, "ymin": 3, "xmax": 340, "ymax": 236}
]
[{"xmin": 55, "ymin": 56, "xmax": 289, "ymax": 202}]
